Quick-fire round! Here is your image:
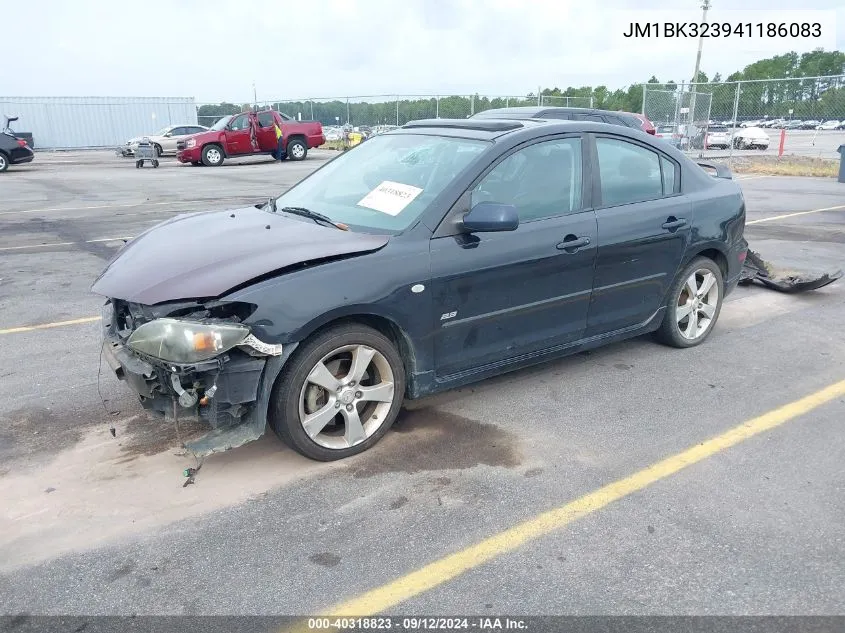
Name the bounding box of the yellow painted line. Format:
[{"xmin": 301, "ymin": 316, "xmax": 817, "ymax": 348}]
[
  {"xmin": 747, "ymin": 204, "xmax": 845, "ymax": 225},
  {"xmin": 0, "ymin": 316, "xmax": 101, "ymax": 335},
  {"xmin": 0, "ymin": 236, "xmax": 133, "ymax": 252},
  {"xmin": 288, "ymin": 379, "xmax": 845, "ymax": 624},
  {"xmin": 0, "ymin": 201, "xmax": 170, "ymax": 216},
  {"xmin": 0, "ymin": 197, "xmax": 261, "ymax": 216}
]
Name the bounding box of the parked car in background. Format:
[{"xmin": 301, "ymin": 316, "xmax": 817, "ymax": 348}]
[
  {"xmin": 0, "ymin": 115, "xmax": 34, "ymax": 173},
  {"xmin": 784, "ymin": 120, "xmax": 804, "ymax": 130},
  {"xmin": 655, "ymin": 124, "xmax": 683, "ymax": 148},
  {"xmin": 472, "ymin": 106, "xmax": 656, "ymax": 135},
  {"xmin": 696, "ymin": 125, "xmax": 731, "ymax": 149},
  {"xmin": 740, "ymin": 120, "xmax": 762, "ymax": 128},
  {"xmin": 92, "ymin": 117, "xmax": 747, "ymax": 461},
  {"xmin": 799, "ymin": 120, "xmax": 821, "ymax": 130},
  {"xmin": 120, "ymin": 124, "xmax": 209, "ymax": 157},
  {"xmin": 732, "ymin": 127, "xmax": 770, "ymax": 150},
  {"xmin": 176, "ymin": 110, "xmax": 325, "ymax": 166},
  {"xmin": 816, "ymin": 120, "xmax": 841, "ymax": 130},
  {"xmin": 836, "ymin": 121, "xmax": 845, "ymax": 130}
]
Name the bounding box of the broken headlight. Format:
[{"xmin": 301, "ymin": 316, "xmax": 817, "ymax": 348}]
[{"xmin": 127, "ymin": 318, "xmax": 249, "ymax": 364}]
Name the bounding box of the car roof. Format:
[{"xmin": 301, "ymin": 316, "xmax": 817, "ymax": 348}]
[
  {"xmin": 471, "ymin": 106, "xmax": 639, "ymax": 120},
  {"xmin": 389, "ymin": 117, "xmax": 659, "ymax": 144}
]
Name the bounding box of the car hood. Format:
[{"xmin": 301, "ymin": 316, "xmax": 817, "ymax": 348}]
[{"xmin": 91, "ymin": 205, "xmax": 390, "ymax": 305}]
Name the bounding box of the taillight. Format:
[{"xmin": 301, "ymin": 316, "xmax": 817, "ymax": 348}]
[
  {"xmin": 738, "ymin": 250, "xmax": 747, "ymax": 263},
  {"xmin": 16, "ymin": 139, "xmax": 27, "ymax": 148}
]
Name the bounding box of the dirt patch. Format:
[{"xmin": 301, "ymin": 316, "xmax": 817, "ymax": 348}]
[
  {"xmin": 713, "ymin": 154, "xmax": 837, "ymax": 178},
  {"xmin": 0, "ymin": 419, "xmax": 336, "ymax": 573},
  {"xmin": 120, "ymin": 414, "xmax": 208, "ymax": 457},
  {"xmin": 348, "ymin": 408, "xmax": 521, "ymax": 479}
]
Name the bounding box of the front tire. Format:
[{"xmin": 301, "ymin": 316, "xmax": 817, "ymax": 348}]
[
  {"xmin": 655, "ymin": 257, "xmax": 724, "ymax": 349},
  {"xmin": 286, "ymin": 138, "xmax": 307, "ymax": 161},
  {"xmin": 202, "ymin": 144, "xmax": 224, "ymax": 166},
  {"xmin": 269, "ymin": 324, "xmax": 406, "ymax": 461},
  {"xmin": 154, "ymin": 144, "xmax": 163, "ymax": 157}
]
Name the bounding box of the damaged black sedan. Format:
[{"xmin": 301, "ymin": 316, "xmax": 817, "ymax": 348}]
[{"xmin": 93, "ymin": 118, "xmax": 747, "ymax": 461}]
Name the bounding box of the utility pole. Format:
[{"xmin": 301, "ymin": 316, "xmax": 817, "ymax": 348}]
[
  {"xmin": 688, "ymin": 0, "xmax": 711, "ymax": 134},
  {"xmin": 252, "ymin": 81, "xmax": 257, "ymax": 108}
]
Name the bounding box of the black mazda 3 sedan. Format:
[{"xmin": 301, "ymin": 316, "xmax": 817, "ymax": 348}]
[{"xmin": 92, "ymin": 118, "xmax": 747, "ymax": 461}]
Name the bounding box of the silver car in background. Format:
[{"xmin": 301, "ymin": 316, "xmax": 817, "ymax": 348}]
[{"xmin": 120, "ymin": 124, "xmax": 209, "ymax": 157}]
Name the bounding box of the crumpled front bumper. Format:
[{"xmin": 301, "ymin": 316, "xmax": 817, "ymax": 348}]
[{"xmin": 100, "ymin": 306, "xmax": 296, "ymax": 456}]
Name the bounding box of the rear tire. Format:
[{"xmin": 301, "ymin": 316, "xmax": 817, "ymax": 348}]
[
  {"xmin": 269, "ymin": 324, "xmax": 406, "ymax": 461},
  {"xmin": 0, "ymin": 152, "xmax": 8, "ymax": 172},
  {"xmin": 655, "ymin": 257, "xmax": 724, "ymax": 349},
  {"xmin": 202, "ymin": 144, "xmax": 224, "ymax": 166},
  {"xmin": 286, "ymin": 138, "xmax": 307, "ymax": 161}
]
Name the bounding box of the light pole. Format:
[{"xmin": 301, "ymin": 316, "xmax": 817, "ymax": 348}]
[{"xmin": 687, "ymin": 0, "xmax": 711, "ymax": 153}]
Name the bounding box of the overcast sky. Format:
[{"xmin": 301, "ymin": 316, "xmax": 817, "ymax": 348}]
[{"xmin": 3, "ymin": 0, "xmax": 843, "ymax": 103}]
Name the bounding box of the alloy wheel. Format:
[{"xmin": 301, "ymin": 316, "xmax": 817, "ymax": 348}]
[
  {"xmin": 676, "ymin": 269, "xmax": 719, "ymax": 340},
  {"xmin": 298, "ymin": 344, "xmax": 395, "ymax": 450},
  {"xmin": 206, "ymin": 148, "xmax": 222, "ymax": 164},
  {"xmin": 0, "ymin": 154, "xmax": 7, "ymax": 171},
  {"xmin": 290, "ymin": 143, "xmax": 305, "ymax": 159}
]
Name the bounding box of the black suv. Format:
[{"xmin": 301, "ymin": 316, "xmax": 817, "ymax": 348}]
[
  {"xmin": 471, "ymin": 106, "xmax": 656, "ymax": 135},
  {"xmin": 0, "ymin": 116, "xmax": 34, "ymax": 173}
]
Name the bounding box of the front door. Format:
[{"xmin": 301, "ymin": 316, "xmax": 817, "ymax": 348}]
[
  {"xmin": 585, "ymin": 134, "xmax": 690, "ymax": 337},
  {"xmin": 223, "ymin": 113, "xmax": 253, "ymax": 155},
  {"xmin": 430, "ymin": 136, "xmax": 598, "ymax": 377}
]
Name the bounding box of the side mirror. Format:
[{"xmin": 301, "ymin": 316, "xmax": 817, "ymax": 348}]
[{"xmin": 462, "ymin": 201, "xmax": 519, "ymax": 233}]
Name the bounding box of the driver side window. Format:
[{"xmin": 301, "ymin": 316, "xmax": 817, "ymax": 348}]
[
  {"xmin": 229, "ymin": 114, "xmax": 249, "ymax": 131},
  {"xmin": 471, "ymin": 138, "xmax": 582, "ymax": 223}
]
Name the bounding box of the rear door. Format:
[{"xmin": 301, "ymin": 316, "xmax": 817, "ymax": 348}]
[
  {"xmin": 256, "ymin": 111, "xmax": 278, "ymax": 151},
  {"xmin": 430, "ymin": 135, "xmax": 598, "ymax": 377},
  {"xmin": 584, "ymin": 134, "xmax": 690, "ymax": 337},
  {"xmin": 223, "ymin": 114, "xmax": 252, "ymax": 155}
]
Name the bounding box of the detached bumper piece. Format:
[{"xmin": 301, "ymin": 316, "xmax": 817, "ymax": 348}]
[{"xmin": 739, "ymin": 249, "xmax": 843, "ymax": 293}]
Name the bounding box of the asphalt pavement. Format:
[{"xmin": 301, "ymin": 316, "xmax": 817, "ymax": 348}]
[{"xmin": 0, "ymin": 152, "xmax": 844, "ymax": 618}]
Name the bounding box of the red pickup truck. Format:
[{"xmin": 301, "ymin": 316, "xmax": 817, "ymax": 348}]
[{"xmin": 177, "ymin": 110, "xmax": 325, "ymax": 166}]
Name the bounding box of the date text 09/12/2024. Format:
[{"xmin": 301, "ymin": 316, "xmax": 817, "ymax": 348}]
[{"xmin": 623, "ymin": 22, "xmax": 822, "ymax": 38}]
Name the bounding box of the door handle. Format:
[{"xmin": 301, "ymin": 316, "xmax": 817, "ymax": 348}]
[
  {"xmin": 661, "ymin": 217, "xmax": 688, "ymax": 231},
  {"xmin": 556, "ymin": 235, "xmax": 591, "ymax": 252}
]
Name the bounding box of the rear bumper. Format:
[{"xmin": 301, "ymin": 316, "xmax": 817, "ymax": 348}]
[
  {"xmin": 308, "ymin": 134, "xmax": 326, "ymax": 148},
  {"xmin": 11, "ymin": 148, "xmax": 34, "ymax": 164}
]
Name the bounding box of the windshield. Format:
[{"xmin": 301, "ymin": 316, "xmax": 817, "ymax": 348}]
[
  {"xmin": 273, "ymin": 133, "xmax": 489, "ymax": 233},
  {"xmin": 211, "ymin": 115, "xmax": 233, "ymax": 131},
  {"xmin": 155, "ymin": 127, "xmax": 170, "ymax": 136}
]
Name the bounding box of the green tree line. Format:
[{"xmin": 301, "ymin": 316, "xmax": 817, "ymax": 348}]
[{"xmin": 196, "ymin": 49, "xmax": 844, "ymax": 126}]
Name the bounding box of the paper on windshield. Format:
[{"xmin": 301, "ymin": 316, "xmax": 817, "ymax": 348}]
[{"xmin": 357, "ymin": 181, "xmax": 423, "ymax": 216}]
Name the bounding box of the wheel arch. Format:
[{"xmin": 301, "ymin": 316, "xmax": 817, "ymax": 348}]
[
  {"xmin": 690, "ymin": 246, "xmax": 728, "ymax": 278},
  {"xmin": 288, "ymin": 310, "xmax": 419, "ymax": 396},
  {"xmin": 202, "ymin": 140, "xmax": 228, "ymax": 158}
]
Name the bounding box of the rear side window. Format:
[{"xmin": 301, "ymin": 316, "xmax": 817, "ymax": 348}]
[
  {"xmin": 572, "ymin": 113, "xmax": 606, "ymax": 124},
  {"xmin": 170, "ymin": 127, "xmax": 186, "ymax": 136},
  {"xmin": 661, "ymin": 156, "xmax": 678, "ymax": 194},
  {"xmin": 257, "ymin": 112, "xmax": 275, "ymax": 128},
  {"xmin": 596, "ymin": 137, "xmax": 663, "ymax": 206}
]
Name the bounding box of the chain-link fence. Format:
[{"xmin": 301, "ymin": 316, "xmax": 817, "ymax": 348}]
[{"xmin": 641, "ymin": 75, "xmax": 845, "ymax": 161}]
